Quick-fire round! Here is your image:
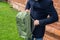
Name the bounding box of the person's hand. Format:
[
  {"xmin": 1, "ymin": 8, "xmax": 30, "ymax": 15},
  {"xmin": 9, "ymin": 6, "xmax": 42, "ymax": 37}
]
[
  {"xmin": 34, "ymin": 20, "xmax": 39, "ymax": 26},
  {"xmin": 25, "ymin": 9, "xmax": 30, "ymax": 13}
]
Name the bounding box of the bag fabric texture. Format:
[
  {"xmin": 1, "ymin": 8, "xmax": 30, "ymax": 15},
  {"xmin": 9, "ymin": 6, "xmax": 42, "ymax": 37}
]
[{"xmin": 16, "ymin": 12, "xmax": 32, "ymax": 40}]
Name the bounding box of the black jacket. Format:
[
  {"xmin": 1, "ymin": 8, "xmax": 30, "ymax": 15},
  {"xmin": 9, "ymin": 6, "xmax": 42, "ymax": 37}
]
[{"xmin": 25, "ymin": 0, "xmax": 58, "ymax": 38}]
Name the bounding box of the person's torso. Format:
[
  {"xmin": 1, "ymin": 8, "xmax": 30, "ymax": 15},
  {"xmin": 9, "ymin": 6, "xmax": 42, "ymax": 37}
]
[
  {"xmin": 29, "ymin": 0, "xmax": 52, "ymax": 20},
  {"xmin": 29, "ymin": 0, "xmax": 52, "ymax": 38}
]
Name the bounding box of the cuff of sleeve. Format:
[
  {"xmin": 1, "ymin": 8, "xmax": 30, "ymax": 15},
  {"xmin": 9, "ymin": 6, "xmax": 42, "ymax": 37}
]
[{"xmin": 39, "ymin": 20, "xmax": 46, "ymax": 26}]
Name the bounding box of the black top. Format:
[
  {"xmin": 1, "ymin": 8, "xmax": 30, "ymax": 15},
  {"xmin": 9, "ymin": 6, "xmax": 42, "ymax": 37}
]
[{"xmin": 25, "ymin": 0, "xmax": 58, "ymax": 38}]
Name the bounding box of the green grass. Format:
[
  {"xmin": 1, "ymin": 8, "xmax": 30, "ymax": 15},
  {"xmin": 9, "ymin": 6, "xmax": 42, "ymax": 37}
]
[{"xmin": 0, "ymin": 2, "xmax": 24, "ymax": 40}]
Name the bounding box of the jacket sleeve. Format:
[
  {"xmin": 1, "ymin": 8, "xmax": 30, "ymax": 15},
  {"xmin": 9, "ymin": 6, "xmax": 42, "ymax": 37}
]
[
  {"xmin": 39, "ymin": 1, "xmax": 58, "ymax": 26},
  {"xmin": 25, "ymin": 0, "xmax": 30, "ymax": 10}
]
